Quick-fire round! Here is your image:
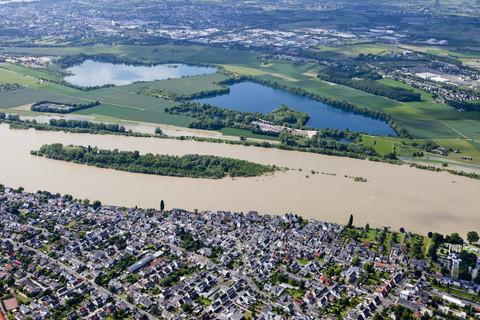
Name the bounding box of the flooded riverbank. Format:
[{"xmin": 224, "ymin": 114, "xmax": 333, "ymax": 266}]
[{"xmin": 1, "ymin": 124, "xmax": 478, "ymax": 236}]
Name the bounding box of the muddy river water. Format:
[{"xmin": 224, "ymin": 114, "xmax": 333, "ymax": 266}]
[{"xmin": 1, "ymin": 124, "xmax": 478, "ymax": 236}]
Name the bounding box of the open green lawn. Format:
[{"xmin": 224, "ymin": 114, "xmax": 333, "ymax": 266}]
[{"xmin": 361, "ymin": 229, "xmax": 378, "ymax": 243}]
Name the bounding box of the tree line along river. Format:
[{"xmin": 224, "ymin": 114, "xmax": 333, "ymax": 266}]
[{"xmin": 0, "ymin": 124, "xmax": 478, "ymax": 237}]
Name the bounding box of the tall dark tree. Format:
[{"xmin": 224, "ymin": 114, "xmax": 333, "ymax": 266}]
[
  {"xmin": 467, "ymin": 231, "xmax": 479, "ymax": 244},
  {"xmin": 160, "ymin": 200, "xmax": 165, "ymax": 212},
  {"xmin": 92, "ymin": 200, "xmax": 101, "ymax": 209},
  {"xmin": 347, "ymin": 214, "xmax": 353, "ymax": 228}
]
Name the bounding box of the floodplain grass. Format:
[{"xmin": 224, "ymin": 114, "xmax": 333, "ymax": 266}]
[
  {"xmin": 0, "ymin": 67, "xmax": 39, "ymax": 86},
  {"xmin": 361, "ymin": 135, "xmax": 394, "ymax": 155},
  {"xmin": 217, "ymin": 127, "xmax": 280, "ymax": 141}
]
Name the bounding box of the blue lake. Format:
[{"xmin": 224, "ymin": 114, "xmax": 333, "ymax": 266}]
[
  {"xmin": 65, "ymin": 60, "xmax": 216, "ymax": 87},
  {"xmin": 194, "ymin": 81, "xmax": 397, "ymax": 135}
]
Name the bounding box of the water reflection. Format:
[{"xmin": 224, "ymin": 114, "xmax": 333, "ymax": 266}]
[
  {"xmin": 65, "ymin": 60, "xmax": 216, "ymax": 87},
  {"xmin": 194, "ymin": 81, "xmax": 397, "ymax": 135}
]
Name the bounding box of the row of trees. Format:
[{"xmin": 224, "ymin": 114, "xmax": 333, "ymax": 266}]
[
  {"xmin": 47, "ymin": 118, "xmax": 126, "ymax": 132},
  {"xmin": 215, "ymin": 73, "xmax": 411, "ymax": 138},
  {"xmin": 55, "ymin": 53, "xmax": 164, "ymax": 69},
  {"xmin": 445, "ymin": 99, "xmax": 480, "ymax": 112},
  {"xmin": 265, "ymin": 104, "xmax": 309, "ymax": 126},
  {"xmin": 32, "ymin": 143, "xmax": 277, "ymax": 179},
  {"xmin": 31, "ymin": 100, "xmax": 100, "ymax": 114},
  {"xmin": 317, "ymin": 65, "xmax": 421, "ymax": 102},
  {"xmin": 138, "ymin": 85, "xmax": 230, "ymax": 101},
  {"xmin": 0, "ymin": 83, "xmax": 22, "ymax": 91},
  {"xmin": 279, "ymin": 130, "xmax": 387, "ymax": 161},
  {"xmin": 166, "ymin": 100, "xmax": 262, "ymax": 130}
]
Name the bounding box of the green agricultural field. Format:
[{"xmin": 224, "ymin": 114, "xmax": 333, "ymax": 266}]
[
  {"xmin": 124, "ymin": 109, "xmax": 191, "ymax": 127},
  {"xmin": 1, "ymin": 43, "xmax": 480, "ymax": 145},
  {"xmin": 39, "ymin": 83, "xmax": 85, "ymax": 96},
  {"xmin": 434, "ymin": 139, "xmax": 480, "ymax": 162},
  {"xmin": 73, "ymin": 104, "xmax": 140, "ymax": 119},
  {"xmin": 441, "ymin": 120, "xmax": 480, "ymax": 140},
  {"xmin": 0, "ymin": 63, "xmax": 62, "ymax": 82},
  {"xmin": 316, "ymin": 43, "xmax": 403, "ymax": 56},
  {"xmin": 361, "ymin": 229, "xmax": 378, "ymax": 243},
  {"xmin": 75, "ymin": 88, "xmax": 167, "ymax": 109},
  {"xmin": 218, "ymin": 127, "xmax": 280, "ymax": 141},
  {"xmin": 0, "ymin": 68, "xmax": 39, "ymax": 86},
  {"xmin": 119, "ymin": 73, "xmax": 229, "ymax": 95},
  {"xmin": 0, "ymin": 87, "xmax": 90, "ymax": 109}
]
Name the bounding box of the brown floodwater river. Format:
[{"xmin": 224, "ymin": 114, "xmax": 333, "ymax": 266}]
[{"xmin": 1, "ymin": 124, "xmax": 479, "ymax": 236}]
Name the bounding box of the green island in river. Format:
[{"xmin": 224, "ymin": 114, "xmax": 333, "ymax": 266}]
[{"xmin": 31, "ymin": 143, "xmax": 279, "ymax": 179}]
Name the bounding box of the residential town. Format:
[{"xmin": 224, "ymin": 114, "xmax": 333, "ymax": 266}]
[{"xmin": 1, "ymin": 185, "xmax": 480, "ymax": 320}]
